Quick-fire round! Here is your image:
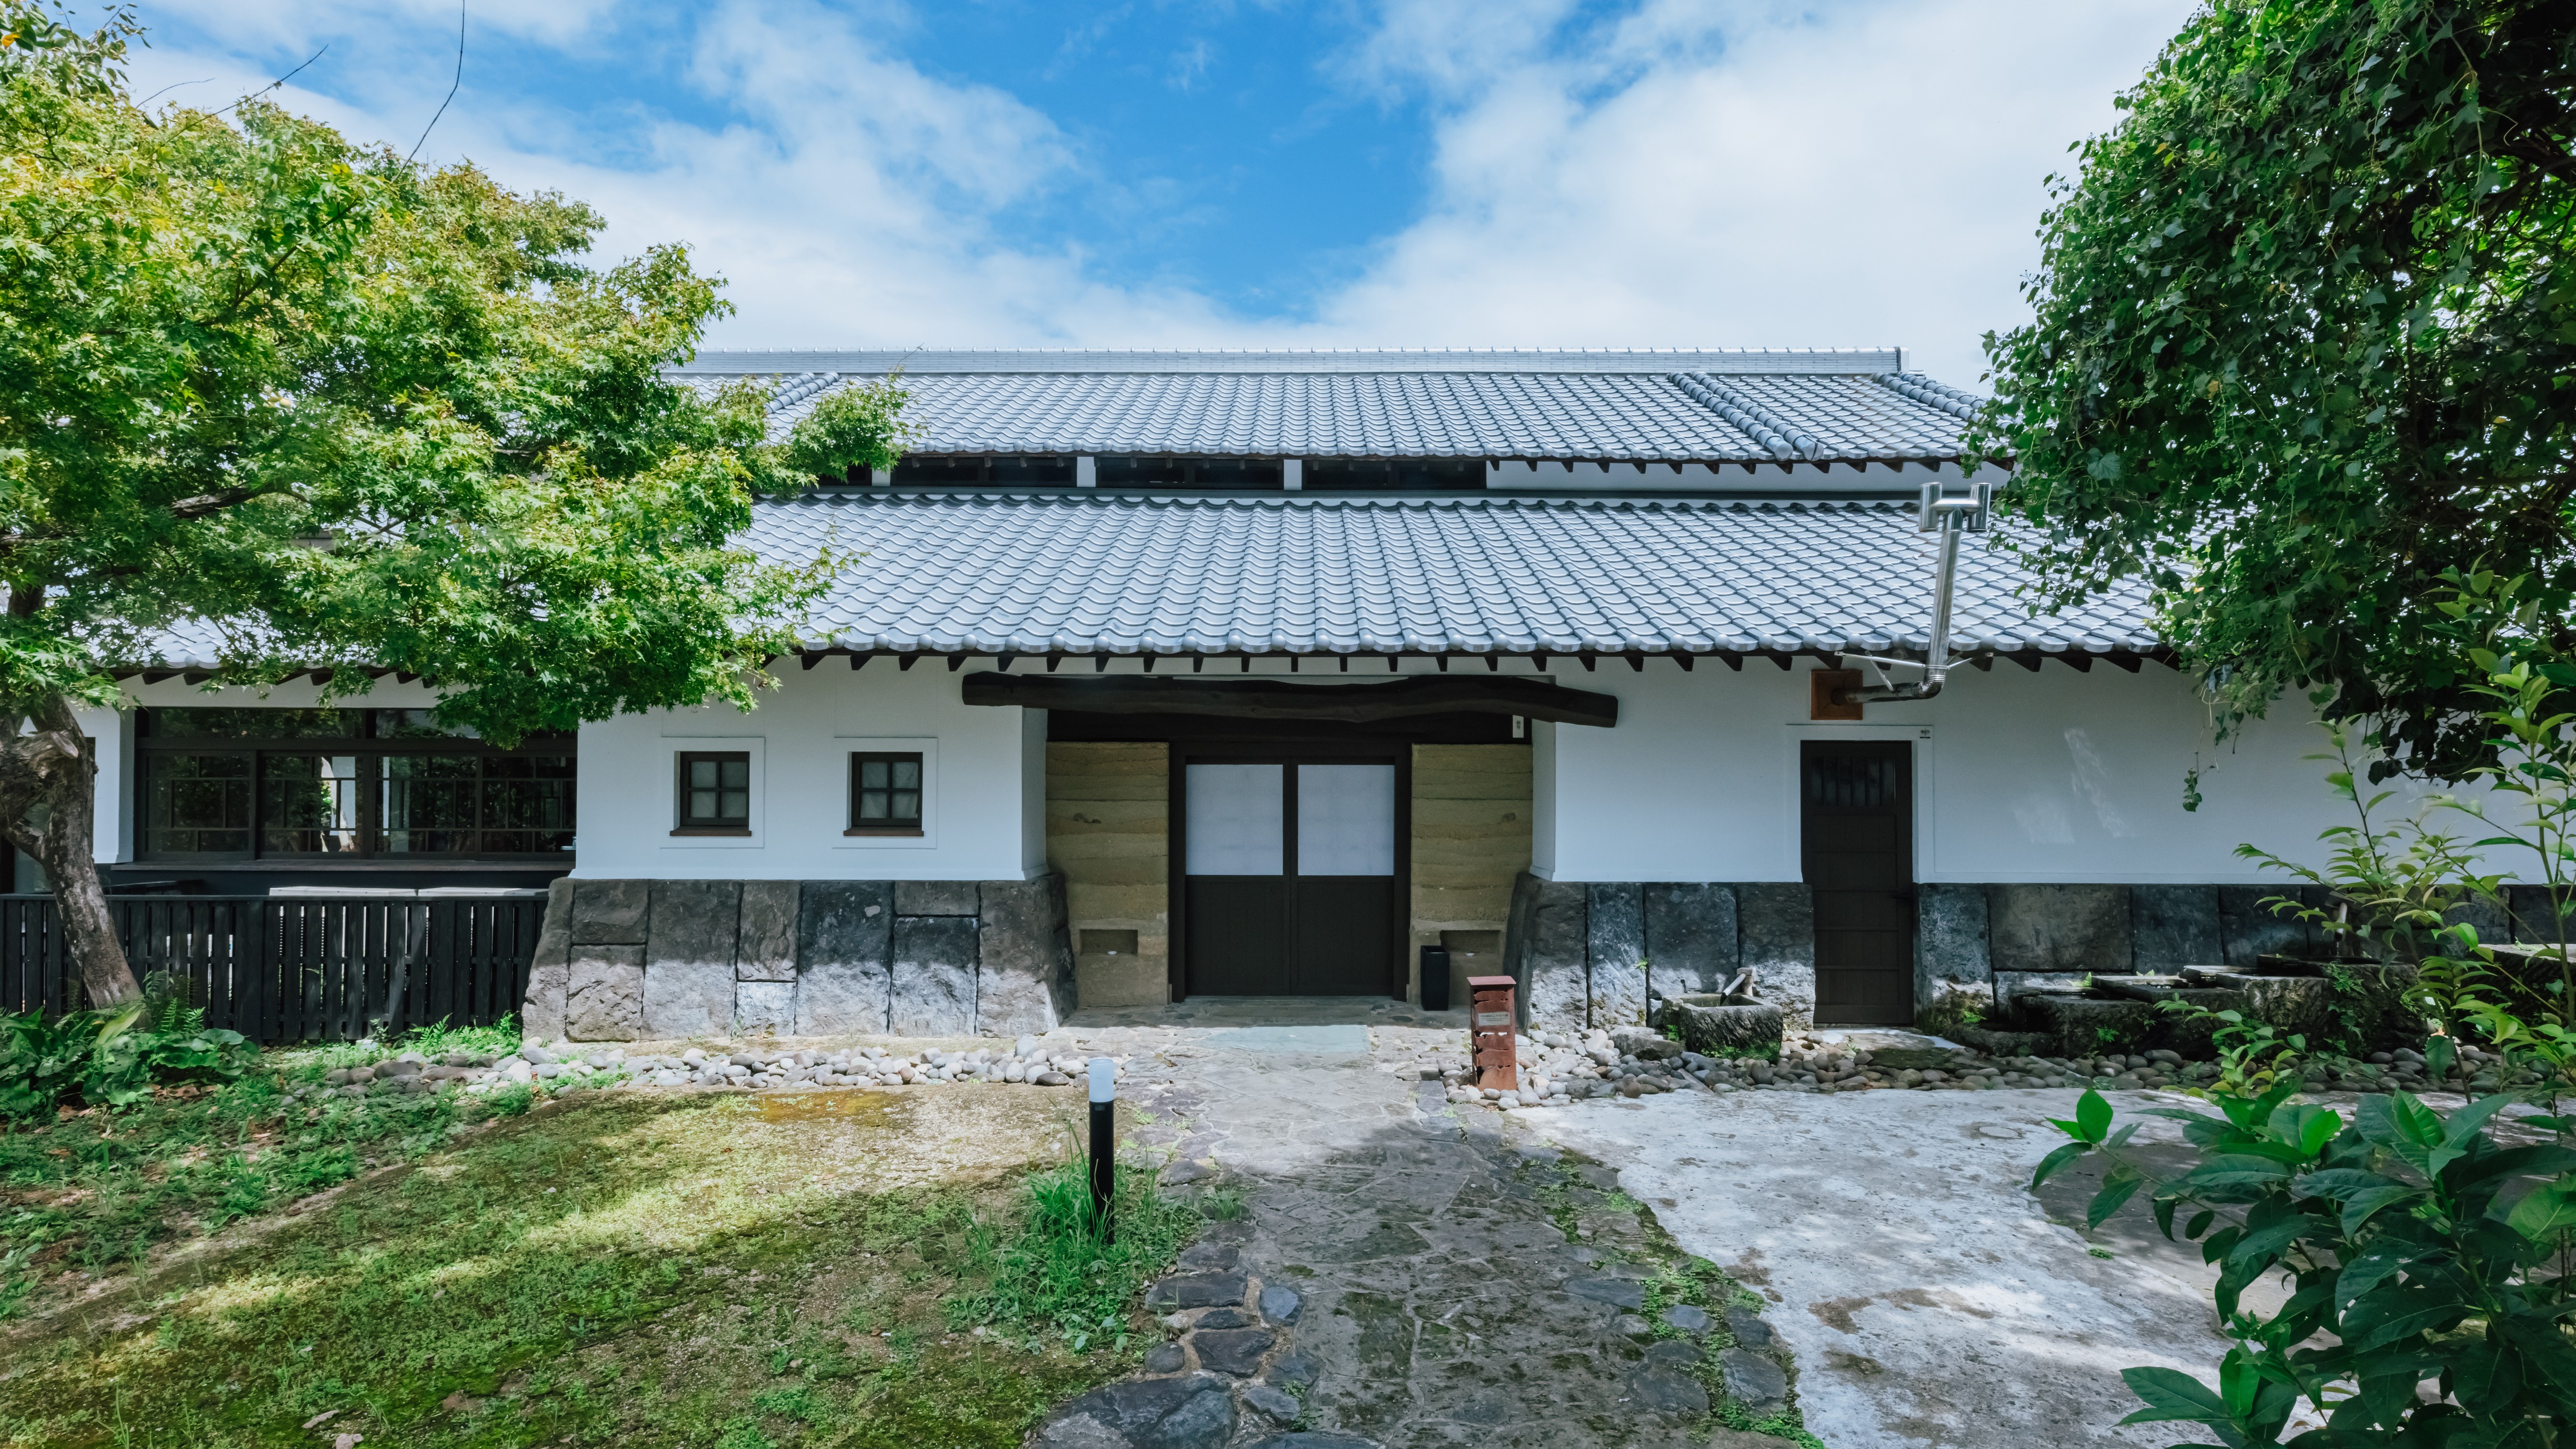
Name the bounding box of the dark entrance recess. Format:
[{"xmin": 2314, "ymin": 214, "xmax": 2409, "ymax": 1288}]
[
  {"xmin": 1171, "ymin": 743, "xmax": 1409, "ymax": 999},
  {"xmin": 1801, "ymin": 740, "xmax": 1915, "ymax": 1026}
]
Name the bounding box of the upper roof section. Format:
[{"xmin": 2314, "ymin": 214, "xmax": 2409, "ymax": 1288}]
[
  {"xmin": 671, "ymin": 348, "xmax": 1986, "ymax": 471},
  {"xmin": 673, "ymin": 346, "xmax": 1907, "ymax": 376}
]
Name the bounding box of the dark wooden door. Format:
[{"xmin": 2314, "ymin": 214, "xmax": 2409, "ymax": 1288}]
[
  {"xmin": 1801, "ymin": 740, "xmax": 1915, "ymax": 1025},
  {"xmin": 1178, "ymin": 756, "xmax": 1400, "ymax": 996}
]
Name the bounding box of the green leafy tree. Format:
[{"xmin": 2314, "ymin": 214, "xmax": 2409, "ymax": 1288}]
[
  {"xmin": 1969, "ymin": 0, "xmax": 2576, "ymax": 781},
  {"xmin": 0, "ymin": 5, "xmax": 908, "ymax": 1005}
]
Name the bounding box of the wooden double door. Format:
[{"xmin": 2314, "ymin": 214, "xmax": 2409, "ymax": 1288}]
[
  {"xmin": 1175, "ymin": 746, "xmax": 1406, "ymax": 997},
  {"xmin": 1802, "ymin": 740, "xmax": 1916, "ymax": 1025}
]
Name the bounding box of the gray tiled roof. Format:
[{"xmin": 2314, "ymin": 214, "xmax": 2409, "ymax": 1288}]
[
  {"xmin": 746, "ymin": 492, "xmax": 2156, "ymax": 658},
  {"xmin": 676, "ymin": 349, "xmax": 1976, "ymax": 464}
]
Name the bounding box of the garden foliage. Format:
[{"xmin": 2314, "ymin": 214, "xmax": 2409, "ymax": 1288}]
[
  {"xmin": 0, "ymin": 2, "xmax": 911, "ymax": 1002},
  {"xmin": 2036, "ymin": 1082, "xmax": 2576, "ymax": 1446},
  {"xmin": 0, "ymin": 986, "xmax": 251, "ymax": 1118},
  {"xmin": 1968, "ymin": 0, "xmax": 2576, "ymax": 781}
]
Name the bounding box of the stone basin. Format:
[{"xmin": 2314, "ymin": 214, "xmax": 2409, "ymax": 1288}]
[{"xmin": 1654, "ymin": 993, "xmax": 1785, "ymax": 1059}]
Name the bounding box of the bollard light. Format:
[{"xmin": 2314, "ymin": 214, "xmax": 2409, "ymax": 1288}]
[{"xmin": 1087, "ymin": 1055, "xmax": 1117, "ymax": 1244}]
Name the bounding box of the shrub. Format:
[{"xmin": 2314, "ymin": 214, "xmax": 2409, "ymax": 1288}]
[
  {"xmin": 2036, "ymin": 1082, "xmax": 2576, "ymax": 1443},
  {"xmin": 0, "ymin": 979, "xmax": 253, "ymax": 1118}
]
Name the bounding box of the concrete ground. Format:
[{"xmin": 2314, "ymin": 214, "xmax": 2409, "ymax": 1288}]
[{"xmin": 1517, "ymin": 1087, "xmax": 2244, "ymax": 1449}]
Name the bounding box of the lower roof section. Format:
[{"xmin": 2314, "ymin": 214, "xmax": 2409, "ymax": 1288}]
[
  {"xmin": 753, "ymin": 491, "xmax": 2158, "ymax": 662},
  {"xmin": 127, "ymin": 492, "xmax": 2161, "ymax": 674}
]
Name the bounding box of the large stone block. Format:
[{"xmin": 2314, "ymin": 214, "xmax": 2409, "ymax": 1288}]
[
  {"xmin": 2509, "ymin": 885, "xmax": 2569, "ymax": 944},
  {"xmin": 1736, "ymin": 883, "xmax": 1817, "ymax": 1025},
  {"xmin": 796, "ymin": 881, "xmax": 892, "ymax": 1031},
  {"xmin": 795, "ymin": 960, "xmax": 889, "ymax": 1036},
  {"xmin": 2444, "ymin": 896, "xmax": 2512, "ymax": 953},
  {"xmin": 890, "ymin": 915, "xmax": 978, "ymax": 1037},
  {"xmin": 1521, "ymin": 879, "xmax": 1589, "ymax": 1029},
  {"xmin": 979, "ymin": 874, "xmax": 1075, "ymax": 1036},
  {"xmin": 736, "ymin": 881, "xmax": 801, "ymax": 982},
  {"xmin": 1916, "ymin": 882, "xmax": 1989, "ymax": 986},
  {"xmin": 521, "ymin": 877, "xmax": 574, "ymax": 1041},
  {"xmin": 566, "ymin": 945, "xmax": 644, "ymax": 1040},
  {"xmin": 571, "ymin": 879, "xmax": 651, "ymax": 945},
  {"xmin": 1585, "ymin": 882, "xmax": 1647, "ymax": 1028},
  {"xmin": 2132, "ymin": 885, "xmax": 2222, "ymax": 971},
  {"xmin": 1643, "ymin": 883, "xmax": 1736, "ymax": 997},
  {"xmin": 2219, "ymin": 885, "xmax": 2311, "ymax": 965},
  {"xmin": 648, "ymin": 880, "xmax": 740, "ymax": 969},
  {"xmin": 800, "ymin": 880, "xmax": 893, "ymax": 965},
  {"xmin": 1989, "ymin": 884, "xmax": 2132, "ymax": 976},
  {"xmin": 735, "ymin": 980, "xmax": 794, "ymax": 1035},
  {"xmin": 895, "ymin": 881, "xmax": 980, "ymax": 917},
  {"xmin": 642, "ymin": 960, "xmax": 734, "ymax": 1040}
]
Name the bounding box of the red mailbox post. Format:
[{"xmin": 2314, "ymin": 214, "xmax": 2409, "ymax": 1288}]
[{"xmin": 1468, "ymin": 975, "xmax": 1518, "ymax": 1091}]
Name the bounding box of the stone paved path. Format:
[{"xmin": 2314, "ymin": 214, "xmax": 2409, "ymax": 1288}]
[{"xmin": 1048, "ymin": 1022, "xmax": 1796, "ymax": 1449}]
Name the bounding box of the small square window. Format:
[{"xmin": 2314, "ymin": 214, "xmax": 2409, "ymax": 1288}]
[
  {"xmin": 677, "ymin": 751, "xmax": 751, "ymax": 831},
  {"xmin": 849, "ymin": 752, "xmax": 924, "ymax": 833}
]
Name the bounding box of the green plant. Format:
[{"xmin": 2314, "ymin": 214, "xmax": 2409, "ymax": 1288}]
[
  {"xmin": 0, "ymin": 2, "xmax": 908, "ymax": 1007},
  {"xmin": 2034, "ymin": 1083, "xmax": 2576, "ymax": 1446},
  {"xmin": 1966, "ymin": 1, "xmax": 2576, "ymax": 784},
  {"xmin": 2154, "ymin": 1003, "xmax": 2306, "ymax": 1101},
  {"xmin": 943, "ymin": 1158, "xmax": 1199, "ymax": 1348}
]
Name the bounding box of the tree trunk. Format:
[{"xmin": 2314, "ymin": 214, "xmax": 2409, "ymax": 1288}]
[{"xmin": 1, "ymin": 693, "xmax": 140, "ymax": 1008}]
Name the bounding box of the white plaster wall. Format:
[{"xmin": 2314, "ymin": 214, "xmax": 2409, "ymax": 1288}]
[
  {"xmin": 1537, "ymin": 661, "xmax": 2484, "ymax": 885},
  {"xmin": 571, "ymin": 662, "xmax": 1042, "ymax": 882}
]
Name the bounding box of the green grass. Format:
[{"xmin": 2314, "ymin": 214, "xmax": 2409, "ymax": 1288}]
[
  {"xmin": 0, "ymin": 1018, "xmax": 554, "ymax": 1310},
  {"xmin": 0, "ymin": 1080, "xmax": 1205, "ymax": 1449}
]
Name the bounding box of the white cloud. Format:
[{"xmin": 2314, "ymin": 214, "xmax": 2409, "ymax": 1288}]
[
  {"xmin": 125, "ymin": 0, "xmax": 2190, "ymax": 381},
  {"xmin": 1318, "ymin": 0, "xmax": 2194, "ymax": 380}
]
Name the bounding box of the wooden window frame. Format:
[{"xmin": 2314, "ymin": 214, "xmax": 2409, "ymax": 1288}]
[
  {"xmin": 674, "ymin": 750, "xmax": 754, "ymax": 835},
  {"xmin": 845, "ymin": 751, "xmax": 926, "ymax": 836},
  {"xmin": 131, "ymin": 708, "xmax": 576, "ymax": 865}
]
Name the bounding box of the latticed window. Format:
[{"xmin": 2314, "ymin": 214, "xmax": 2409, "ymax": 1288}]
[
  {"xmin": 678, "ymin": 753, "xmax": 752, "ymax": 830},
  {"xmin": 134, "ymin": 708, "xmax": 573, "ymax": 861},
  {"xmin": 849, "ymin": 753, "xmax": 923, "ymax": 832}
]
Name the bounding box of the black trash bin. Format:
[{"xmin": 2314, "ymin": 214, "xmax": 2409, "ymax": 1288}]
[{"xmin": 1419, "ymin": 945, "xmax": 1452, "ymax": 1012}]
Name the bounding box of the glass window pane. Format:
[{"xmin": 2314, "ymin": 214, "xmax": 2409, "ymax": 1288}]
[
  {"xmin": 146, "ymin": 707, "xmax": 357, "ymax": 739},
  {"xmin": 691, "ymin": 789, "xmax": 719, "ymax": 819},
  {"xmin": 370, "ymin": 709, "xmax": 482, "ymax": 740},
  {"xmin": 382, "ymin": 755, "xmax": 484, "ymax": 855},
  {"xmin": 859, "ymin": 792, "xmax": 888, "ymax": 820},
  {"xmin": 260, "ymin": 755, "xmax": 363, "ymax": 855},
  {"xmin": 1296, "ymin": 764, "xmax": 1395, "ymax": 876},
  {"xmin": 861, "ymin": 760, "xmax": 888, "ymax": 788},
  {"xmin": 892, "ymin": 760, "xmax": 919, "ymax": 788},
  {"xmin": 722, "ymin": 760, "xmax": 748, "ymax": 789},
  {"xmin": 475, "ymin": 756, "xmax": 576, "ymax": 854},
  {"xmin": 144, "ymin": 754, "xmax": 252, "ymax": 855},
  {"xmin": 891, "ymin": 790, "xmax": 919, "ymax": 820},
  {"xmin": 690, "ymin": 759, "xmax": 718, "ymax": 789},
  {"xmin": 1185, "ymin": 764, "xmax": 1283, "ymax": 874}
]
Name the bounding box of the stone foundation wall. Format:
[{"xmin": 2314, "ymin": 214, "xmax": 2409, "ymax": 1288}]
[
  {"xmin": 1046, "ymin": 743, "xmax": 1170, "ymax": 1008},
  {"xmin": 1501, "ymin": 876, "xmax": 2567, "ymax": 1033},
  {"xmin": 1505, "ymin": 874, "xmax": 1812, "ymax": 1031},
  {"xmin": 521, "ymin": 875, "xmax": 1075, "ymax": 1042}
]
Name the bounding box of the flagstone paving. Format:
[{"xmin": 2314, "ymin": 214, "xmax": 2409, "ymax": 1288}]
[{"xmin": 1030, "ymin": 1022, "xmax": 1810, "ymax": 1449}]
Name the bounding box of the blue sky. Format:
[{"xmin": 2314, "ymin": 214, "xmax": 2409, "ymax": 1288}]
[{"xmin": 136, "ymin": 0, "xmax": 2191, "ymax": 382}]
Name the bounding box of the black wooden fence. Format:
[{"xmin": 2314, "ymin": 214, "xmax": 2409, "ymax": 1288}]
[{"xmin": 0, "ymin": 894, "xmax": 544, "ymax": 1043}]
